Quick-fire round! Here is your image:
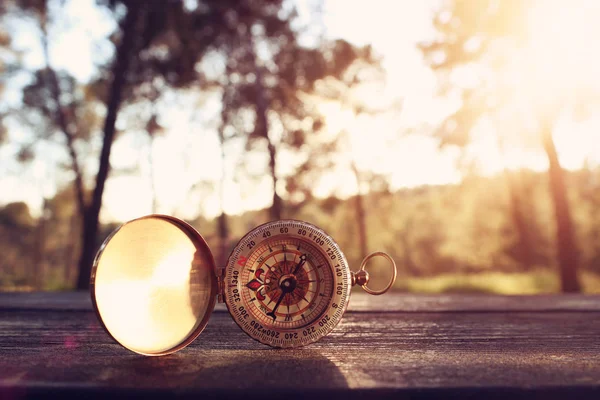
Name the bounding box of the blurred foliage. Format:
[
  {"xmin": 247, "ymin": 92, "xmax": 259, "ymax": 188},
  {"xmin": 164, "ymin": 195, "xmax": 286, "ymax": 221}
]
[
  {"xmin": 420, "ymin": 0, "xmax": 593, "ymax": 292},
  {"xmin": 1, "ymin": 0, "xmax": 377, "ymax": 289},
  {"xmin": 1, "ymin": 0, "xmax": 600, "ymax": 295},
  {"xmin": 3, "ymin": 167, "xmax": 599, "ymax": 292},
  {"xmin": 398, "ymin": 270, "xmax": 600, "ymax": 295}
]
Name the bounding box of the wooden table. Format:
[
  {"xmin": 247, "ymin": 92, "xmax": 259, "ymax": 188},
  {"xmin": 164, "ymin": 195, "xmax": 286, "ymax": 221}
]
[{"xmin": 1, "ymin": 291, "xmax": 599, "ymax": 399}]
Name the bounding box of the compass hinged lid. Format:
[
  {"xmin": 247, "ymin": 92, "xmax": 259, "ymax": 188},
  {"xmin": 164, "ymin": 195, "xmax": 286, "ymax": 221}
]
[{"xmin": 91, "ymin": 215, "xmax": 217, "ymax": 356}]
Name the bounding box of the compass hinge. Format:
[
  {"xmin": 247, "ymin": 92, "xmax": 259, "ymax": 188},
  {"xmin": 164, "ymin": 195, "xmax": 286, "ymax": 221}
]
[{"xmin": 216, "ymin": 267, "xmax": 225, "ymax": 303}]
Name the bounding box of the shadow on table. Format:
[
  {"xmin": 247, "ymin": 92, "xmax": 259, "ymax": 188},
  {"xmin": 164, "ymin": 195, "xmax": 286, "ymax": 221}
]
[{"xmin": 95, "ymin": 348, "xmax": 348, "ymax": 390}]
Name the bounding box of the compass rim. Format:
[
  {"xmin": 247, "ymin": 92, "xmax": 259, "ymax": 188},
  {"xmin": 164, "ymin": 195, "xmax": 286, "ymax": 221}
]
[{"xmin": 223, "ymin": 219, "xmax": 352, "ymax": 348}]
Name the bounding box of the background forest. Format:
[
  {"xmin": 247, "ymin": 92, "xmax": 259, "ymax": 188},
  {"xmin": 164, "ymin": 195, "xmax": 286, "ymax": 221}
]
[{"xmin": 1, "ymin": 0, "xmax": 599, "ymax": 294}]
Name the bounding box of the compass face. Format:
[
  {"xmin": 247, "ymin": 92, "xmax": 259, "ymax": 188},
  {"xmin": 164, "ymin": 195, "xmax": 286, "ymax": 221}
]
[{"xmin": 224, "ymin": 220, "xmax": 351, "ymax": 347}]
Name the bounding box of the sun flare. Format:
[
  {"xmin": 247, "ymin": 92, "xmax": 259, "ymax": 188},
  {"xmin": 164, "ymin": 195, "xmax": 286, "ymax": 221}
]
[
  {"xmin": 524, "ymin": 0, "xmax": 600, "ymax": 98},
  {"xmin": 465, "ymin": 0, "xmax": 600, "ymax": 176}
]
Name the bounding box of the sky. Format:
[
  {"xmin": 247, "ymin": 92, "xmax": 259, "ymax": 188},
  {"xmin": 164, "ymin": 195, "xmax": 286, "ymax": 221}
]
[{"xmin": 1, "ymin": 0, "xmax": 599, "ymax": 223}]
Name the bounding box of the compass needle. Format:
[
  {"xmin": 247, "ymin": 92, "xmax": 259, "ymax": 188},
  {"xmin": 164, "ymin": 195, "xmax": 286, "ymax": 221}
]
[{"xmin": 267, "ymin": 292, "xmax": 286, "ymax": 321}]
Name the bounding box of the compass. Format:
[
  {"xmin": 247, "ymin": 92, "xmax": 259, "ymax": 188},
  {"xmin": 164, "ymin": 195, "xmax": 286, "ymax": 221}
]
[{"xmin": 91, "ymin": 216, "xmax": 396, "ymax": 354}]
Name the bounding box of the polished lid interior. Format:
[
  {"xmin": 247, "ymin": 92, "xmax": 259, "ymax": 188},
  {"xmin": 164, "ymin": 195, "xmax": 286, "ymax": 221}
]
[{"xmin": 91, "ymin": 215, "xmax": 216, "ymax": 355}]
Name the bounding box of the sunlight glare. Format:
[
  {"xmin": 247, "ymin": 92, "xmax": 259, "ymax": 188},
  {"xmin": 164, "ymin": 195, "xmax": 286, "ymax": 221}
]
[
  {"xmin": 524, "ymin": 0, "xmax": 600, "ymax": 101},
  {"xmin": 483, "ymin": 0, "xmax": 600, "ymax": 175}
]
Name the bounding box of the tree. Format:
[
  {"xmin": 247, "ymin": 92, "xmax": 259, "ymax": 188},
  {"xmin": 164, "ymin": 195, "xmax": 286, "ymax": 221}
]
[
  {"xmin": 214, "ymin": 5, "xmax": 378, "ymax": 221},
  {"xmin": 420, "ymin": 0, "xmax": 593, "ymax": 291},
  {"xmin": 71, "ymin": 0, "xmax": 142, "ymax": 289},
  {"xmin": 10, "ymin": 0, "xmax": 222, "ymax": 288},
  {"xmin": 317, "ymin": 55, "xmax": 388, "ymax": 260},
  {"xmin": 215, "ymin": 61, "xmax": 236, "ymax": 267},
  {"xmin": 4, "ymin": 0, "xmax": 381, "ymax": 289},
  {"xmin": 2, "ymin": 0, "xmax": 111, "ymax": 288}
]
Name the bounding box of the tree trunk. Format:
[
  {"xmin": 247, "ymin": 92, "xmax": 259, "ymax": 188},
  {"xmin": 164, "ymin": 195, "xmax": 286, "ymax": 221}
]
[
  {"xmin": 399, "ymin": 219, "xmax": 420, "ymax": 276},
  {"xmin": 266, "ymin": 138, "xmax": 282, "ymax": 221},
  {"xmin": 64, "ymin": 212, "xmax": 79, "ymax": 287},
  {"xmin": 351, "ymin": 161, "xmax": 368, "ymax": 260},
  {"xmin": 217, "ymin": 212, "xmax": 229, "ymax": 266},
  {"xmin": 76, "ymin": 4, "xmax": 140, "ymax": 289},
  {"xmin": 33, "ymin": 198, "xmax": 48, "ymax": 290},
  {"xmin": 148, "ymin": 131, "xmax": 158, "ymax": 214},
  {"xmin": 504, "ymin": 171, "xmax": 535, "ymax": 270},
  {"xmin": 217, "ymin": 124, "xmax": 230, "ymax": 268},
  {"xmin": 253, "ymin": 60, "xmax": 282, "ymax": 221},
  {"xmin": 541, "ymin": 127, "xmax": 581, "ymax": 293},
  {"xmin": 40, "ymin": 1, "xmax": 87, "ymax": 222},
  {"xmin": 494, "ymin": 128, "xmax": 534, "ymax": 270}
]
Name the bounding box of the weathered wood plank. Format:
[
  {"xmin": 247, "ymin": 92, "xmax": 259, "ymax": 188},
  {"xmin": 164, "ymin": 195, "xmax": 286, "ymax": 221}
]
[
  {"xmin": 2, "ymin": 291, "xmax": 600, "ymax": 312},
  {"xmin": 1, "ymin": 293, "xmax": 600, "ymax": 399}
]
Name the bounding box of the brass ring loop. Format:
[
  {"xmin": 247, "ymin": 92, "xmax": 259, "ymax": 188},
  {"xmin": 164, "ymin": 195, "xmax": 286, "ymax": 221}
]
[{"xmin": 359, "ymin": 251, "xmax": 397, "ymax": 295}]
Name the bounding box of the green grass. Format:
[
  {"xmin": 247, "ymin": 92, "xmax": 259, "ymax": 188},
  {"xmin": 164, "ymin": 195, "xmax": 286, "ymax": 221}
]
[
  {"xmin": 394, "ymin": 269, "xmax": 600, "ymax": 294},
  {"xmin": 4, "ymin": 269, "xmax": 600, "ymax": 295}
]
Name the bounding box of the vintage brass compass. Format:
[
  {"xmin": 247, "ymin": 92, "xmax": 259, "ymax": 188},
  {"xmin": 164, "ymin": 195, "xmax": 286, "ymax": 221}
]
[{"xmin": 91, "ymin": 215, "xmax": 396, "ymax": 355}]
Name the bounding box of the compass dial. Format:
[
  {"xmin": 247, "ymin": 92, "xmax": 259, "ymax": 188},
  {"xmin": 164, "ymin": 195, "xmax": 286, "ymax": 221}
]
[{"xmin": 224, "ymin": 220, "xmax": 351, "ymax": 347}]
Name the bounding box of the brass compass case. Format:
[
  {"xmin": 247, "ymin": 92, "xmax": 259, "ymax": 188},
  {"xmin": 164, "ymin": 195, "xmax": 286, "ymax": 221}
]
[
  {"xmin": 90, "ymin": 215, "xmax": 217, "ymax": 356},
  {"xmin": 91, "ymin": 215, "xmax": 396, "ymax": 355},
  {"xmin": 222, "ymin": 220, "xmax": 352, "ymax": 348}
]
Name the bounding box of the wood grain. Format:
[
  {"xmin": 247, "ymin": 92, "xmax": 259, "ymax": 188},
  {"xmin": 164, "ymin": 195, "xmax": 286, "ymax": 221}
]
[
  {"xmin": 1, "ymin": 292, "xmax": 600, "ymax": 399},
  {"xmin": 3, "ymin": 291, "xmax": 600, "ymax": 312}
]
